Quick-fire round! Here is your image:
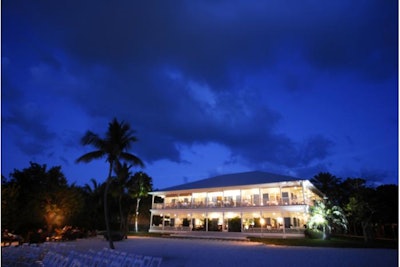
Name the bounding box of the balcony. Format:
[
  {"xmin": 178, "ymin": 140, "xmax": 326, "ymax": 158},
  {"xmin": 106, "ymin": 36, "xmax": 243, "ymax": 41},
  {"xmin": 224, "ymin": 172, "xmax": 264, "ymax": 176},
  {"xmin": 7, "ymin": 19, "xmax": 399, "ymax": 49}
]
[{"xmin": 153, "ymin": 199, "xmax": 308, "ymax": 210}]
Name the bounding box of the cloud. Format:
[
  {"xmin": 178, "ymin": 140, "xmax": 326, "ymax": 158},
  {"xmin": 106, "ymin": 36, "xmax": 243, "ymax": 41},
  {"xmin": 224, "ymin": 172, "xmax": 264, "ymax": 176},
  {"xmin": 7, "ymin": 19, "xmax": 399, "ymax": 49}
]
[
  {"xmin": 2, "ymin": 1, "xmax": 396, "ymax": 186},
  {"xmin": 8, "ymin": 1, "xmax": 396, "ymax": 89},
  {"xmin": 3, "ymin": 102, "xmax": 57, "ymax": 156}
]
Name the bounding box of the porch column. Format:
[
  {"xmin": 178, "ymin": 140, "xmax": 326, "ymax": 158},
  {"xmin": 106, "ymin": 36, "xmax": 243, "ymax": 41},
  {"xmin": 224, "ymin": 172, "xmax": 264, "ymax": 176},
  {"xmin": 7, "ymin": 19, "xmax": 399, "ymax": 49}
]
[
  {"xmin": 302, "ymin": 181, "xmax": 307, "ymax": 205},
  {"xmin": 240, "ymin": 212, "xmax": 243, "ymax": 232},
  {"xmin": 281, "ymin": 212, "xmax": 286, "ymax": 239},
  {"xmin": 149, "ymin": 212, "xmax": 154, "ymax": 228},
  {"xmin": 205, "ymin": 212, "xmax": 209, "ymax": 232},
  {"xmin": 162, "ymin": 215, "xmax": 165, "ymax": 231},
  {"xmin": 222, "ymin": 212, "xmax": 226, "ymax": 232},
  {"xmin": 151, "ymin": 194, "xmax": 155, "ymax": 209},
  {"xmin": 279, "ymin": 184, "xmax": 282, "ymax": 205}
]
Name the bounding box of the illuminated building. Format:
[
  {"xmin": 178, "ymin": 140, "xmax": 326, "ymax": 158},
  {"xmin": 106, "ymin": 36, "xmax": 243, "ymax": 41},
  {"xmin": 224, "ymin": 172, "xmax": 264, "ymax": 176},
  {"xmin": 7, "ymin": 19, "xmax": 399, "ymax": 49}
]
[{"xmin": 149, "ymin": 171, "xmax": 323, "ymax": 237}]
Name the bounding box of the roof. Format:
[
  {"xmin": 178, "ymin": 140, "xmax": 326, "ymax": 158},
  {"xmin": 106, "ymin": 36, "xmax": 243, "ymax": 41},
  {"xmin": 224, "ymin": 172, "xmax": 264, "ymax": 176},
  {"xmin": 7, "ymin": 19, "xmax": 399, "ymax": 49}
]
[{"xmin": 158, "ymin": 171, "xmax": 302, "ymax": 192}]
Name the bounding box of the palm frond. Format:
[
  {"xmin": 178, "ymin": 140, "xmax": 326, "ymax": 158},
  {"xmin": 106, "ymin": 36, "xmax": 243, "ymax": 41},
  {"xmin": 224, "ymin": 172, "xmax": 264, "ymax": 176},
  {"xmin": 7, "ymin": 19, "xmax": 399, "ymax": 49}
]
[
  {"xmin": 80, "ymin": 131, "xmax": 104, "ymax": 147},
  {"xmin": 76, "ymin": 151, "xmax": 106, "ymax": 163},
  {"xmin": 120, "ymin": 152, "xmax": 145, "ymax": 168}
]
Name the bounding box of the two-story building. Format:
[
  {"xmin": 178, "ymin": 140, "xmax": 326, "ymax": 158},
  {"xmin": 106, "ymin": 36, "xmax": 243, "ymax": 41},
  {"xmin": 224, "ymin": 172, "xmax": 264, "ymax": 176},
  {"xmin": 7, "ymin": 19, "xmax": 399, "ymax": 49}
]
[{"xmin": 149, "ymin": 171, "xmax": 324, "ymax": 237}]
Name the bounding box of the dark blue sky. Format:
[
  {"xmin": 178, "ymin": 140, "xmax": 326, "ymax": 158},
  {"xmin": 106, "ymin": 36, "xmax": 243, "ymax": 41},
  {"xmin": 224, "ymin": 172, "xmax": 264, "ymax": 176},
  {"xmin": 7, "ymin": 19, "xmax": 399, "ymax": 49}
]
[{"xmin": 2, "ymin": 1, "xmax": 398, "ymax": 189}]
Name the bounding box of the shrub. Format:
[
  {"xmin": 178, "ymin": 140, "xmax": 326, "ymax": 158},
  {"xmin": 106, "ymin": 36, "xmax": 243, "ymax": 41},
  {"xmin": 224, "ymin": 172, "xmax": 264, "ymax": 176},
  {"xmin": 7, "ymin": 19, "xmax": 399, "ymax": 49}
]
[
  {"xmin": 228, "ymin": 217, "xmax": 242, "ymax": 232},
  {"xmin": 304, "ymin": 228, "xmax": 324, "ymax": 239}
]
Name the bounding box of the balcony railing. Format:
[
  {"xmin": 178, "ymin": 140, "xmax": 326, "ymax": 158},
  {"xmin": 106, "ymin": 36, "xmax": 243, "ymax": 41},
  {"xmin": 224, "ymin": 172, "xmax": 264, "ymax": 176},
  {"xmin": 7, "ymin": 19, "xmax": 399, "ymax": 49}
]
[
  {"xmin": 149, "ymin": 225, "xmax": 305, "ymax": 234},
  {"xmin": 153, "ymin": 199, "xmax": 309, "ymax": 210},
  {"xmin": 243, "ymin": 227, "xmax": 305, "ymax": 234}
]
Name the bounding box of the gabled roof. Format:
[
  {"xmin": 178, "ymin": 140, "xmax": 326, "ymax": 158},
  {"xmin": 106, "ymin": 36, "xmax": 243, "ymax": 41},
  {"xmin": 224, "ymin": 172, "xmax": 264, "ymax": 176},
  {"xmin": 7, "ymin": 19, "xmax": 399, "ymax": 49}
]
[{"xmin": 159, "ymin": 171, "xmax": 302, "ymax": 192}]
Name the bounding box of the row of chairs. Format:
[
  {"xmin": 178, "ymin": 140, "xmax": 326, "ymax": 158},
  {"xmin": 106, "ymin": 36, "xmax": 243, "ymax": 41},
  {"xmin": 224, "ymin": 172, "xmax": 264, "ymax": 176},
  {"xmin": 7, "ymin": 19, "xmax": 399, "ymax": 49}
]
[
  {"xmin": 38, "ymin": 247, "xmax": 162, "ymax": 267},
  {"xmin": 2, "ymin": 242, "xmax": 76, "ymax": 267},
  {"xmin": 2, "ymin": 243, "xmax": 44, "ymax": 266},
  {"xmin": 2, "ymin": 244, "xmax": 162, "ymax": 267}
]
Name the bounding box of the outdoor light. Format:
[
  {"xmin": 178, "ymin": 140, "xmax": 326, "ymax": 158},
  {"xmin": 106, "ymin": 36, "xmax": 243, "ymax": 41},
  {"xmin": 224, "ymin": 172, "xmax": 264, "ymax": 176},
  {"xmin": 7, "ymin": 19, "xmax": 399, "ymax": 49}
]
[{"xmin": 314, "ymin": 214, "xmax": 325, "ymax": 224}]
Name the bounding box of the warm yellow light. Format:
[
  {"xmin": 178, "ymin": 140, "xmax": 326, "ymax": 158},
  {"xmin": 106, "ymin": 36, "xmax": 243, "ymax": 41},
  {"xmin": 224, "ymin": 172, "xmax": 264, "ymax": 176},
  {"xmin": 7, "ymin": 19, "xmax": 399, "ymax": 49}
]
[
  {"xmin": 314, "ymin": 214, "xmax": 325, "ymax": 224},
  {"xmin": 226, "ymin": 212, "xmax": 235, "ymax": 219},
  {"xmin": 251, "ymin": 188, "xmax": 259, "ymax": 194},
  {"xmin": 260, "ymin": 218, "xmax": 265, "ymax": 226},
  {"xmin": 277, "ymin": 217, "xmax": 283, "ymax": 223},
  {"xmin": 210, "ymin": 212, "xmax": 219, "ymax": 219}
]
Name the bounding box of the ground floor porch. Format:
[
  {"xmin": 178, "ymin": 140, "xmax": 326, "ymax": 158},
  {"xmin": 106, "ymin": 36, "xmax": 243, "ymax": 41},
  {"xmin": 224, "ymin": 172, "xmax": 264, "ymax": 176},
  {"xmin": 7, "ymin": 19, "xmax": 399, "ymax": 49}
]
[{"xmin": 149, "ymin": 208, "xmax": 308, "ymax": 237}]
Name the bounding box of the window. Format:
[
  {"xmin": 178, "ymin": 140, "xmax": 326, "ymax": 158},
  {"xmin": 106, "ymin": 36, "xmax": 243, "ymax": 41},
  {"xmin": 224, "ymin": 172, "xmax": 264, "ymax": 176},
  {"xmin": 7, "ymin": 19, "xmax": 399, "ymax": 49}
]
[
  {"xmin": 253, "ymin": 194, "xmax": 260, "ymax": 206},
  {"xmin": 262, "ymin": 193, "xmax": 269, "ymax": 205},
  {"xmin": 282, "ymin": 192, "xmax": 289, "ymax": 205}
]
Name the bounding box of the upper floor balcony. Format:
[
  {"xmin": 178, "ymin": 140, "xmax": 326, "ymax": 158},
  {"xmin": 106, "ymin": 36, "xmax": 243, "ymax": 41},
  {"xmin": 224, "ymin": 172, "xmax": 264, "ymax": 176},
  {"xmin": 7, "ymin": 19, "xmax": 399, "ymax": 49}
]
[
  {"xmin": 151, "ymin": 180, "xmax": 323, "ymax": 211},
  {"xmin": 152, "ymin": 197, "xmax": 314, "ymax": 210}
]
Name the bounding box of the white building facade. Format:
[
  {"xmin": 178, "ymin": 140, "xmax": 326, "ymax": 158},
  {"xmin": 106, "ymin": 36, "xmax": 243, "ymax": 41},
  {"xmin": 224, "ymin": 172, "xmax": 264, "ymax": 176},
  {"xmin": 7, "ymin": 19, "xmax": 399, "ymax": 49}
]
[{"xmin": 149, "ymin": 171, "xmax": 323, "ymax": 237}]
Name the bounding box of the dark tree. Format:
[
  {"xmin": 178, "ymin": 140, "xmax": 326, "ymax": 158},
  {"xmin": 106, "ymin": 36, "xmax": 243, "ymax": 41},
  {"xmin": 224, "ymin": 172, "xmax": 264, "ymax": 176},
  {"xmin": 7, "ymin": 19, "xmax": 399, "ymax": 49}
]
[
  {"xmin": 1, "ymin": 162, "xmax": 83, "ymax": 238},
  {"xmin": 311, "ymin": 172, "xmax": 342, "ymax": 204},
  {"xmin": 342, "ymin": 178, "xmax": 376, "ymax": 241}
]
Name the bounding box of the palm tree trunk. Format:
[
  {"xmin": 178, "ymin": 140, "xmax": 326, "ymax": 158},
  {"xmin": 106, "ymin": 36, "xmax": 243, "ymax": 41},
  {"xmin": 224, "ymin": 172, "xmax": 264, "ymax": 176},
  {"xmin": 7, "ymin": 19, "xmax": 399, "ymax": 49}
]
[
  {"xmin": 135, "ymin": 198, "xmax": 141, "ymax": 232},
  {"xmin": 104, "ymin": 163, "xmax": 115, "ymax": 249}
]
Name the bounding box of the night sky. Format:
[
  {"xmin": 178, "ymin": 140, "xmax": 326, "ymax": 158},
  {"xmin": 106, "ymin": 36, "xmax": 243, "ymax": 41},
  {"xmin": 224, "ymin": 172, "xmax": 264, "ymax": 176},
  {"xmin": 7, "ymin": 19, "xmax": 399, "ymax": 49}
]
[{"xmin": 2, "ymin": 1, "xmax": 398, "ymax": 189}]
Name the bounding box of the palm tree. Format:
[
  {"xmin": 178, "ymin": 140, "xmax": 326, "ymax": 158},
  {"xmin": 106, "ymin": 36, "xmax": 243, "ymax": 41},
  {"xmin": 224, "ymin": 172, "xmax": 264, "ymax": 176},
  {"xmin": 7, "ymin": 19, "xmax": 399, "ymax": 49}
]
[
  {"xmin": 307, "ymin": 200, "xmax": 348, "ymax": 239},
  {"xmin": 76, "ymin": 118, "xmax": 144, "ymax": 249},
  {"xmin": 129, "ymin": 171, "xmax": 152, "ymax": 232}
]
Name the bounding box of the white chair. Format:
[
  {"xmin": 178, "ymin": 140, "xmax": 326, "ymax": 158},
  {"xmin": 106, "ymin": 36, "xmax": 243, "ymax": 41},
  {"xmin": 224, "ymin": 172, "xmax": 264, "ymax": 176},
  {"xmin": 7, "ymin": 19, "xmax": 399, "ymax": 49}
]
[
  {"xmin": 121, "ymin": 255, "xmax": 135, "ymax": 267},
  {"xmin": 150, "ymin": 257, "xmax": 163, "ymax": 267}
]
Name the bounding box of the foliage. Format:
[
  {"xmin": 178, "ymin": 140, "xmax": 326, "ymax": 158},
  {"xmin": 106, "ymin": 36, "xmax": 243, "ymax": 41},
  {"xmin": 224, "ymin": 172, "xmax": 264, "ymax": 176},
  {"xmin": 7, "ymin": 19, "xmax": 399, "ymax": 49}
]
[
  {"xmin": 307, "ymin": 199, "xmax": 348, "ymax": 239},
  {"xmin": 304, "ymin": 228, "xmax": 324, "ymax": 239},
  {"xmin": 311, "ymin": 173, "xmax": 342, "ymax": 205},
  {"xmin": 1, "ymin": 162, "xmax": 85, "ymax": 237},
  {"xmin": 82, "ymin": 179, "xmax": 105, "ymax": 230},
  {"xmin": 228, "ymin": 217, "xmax": 242, "ymax": 232},
  {"xmin": 311, "ymin": 172, "xmax": 398, "ymax": 242}
]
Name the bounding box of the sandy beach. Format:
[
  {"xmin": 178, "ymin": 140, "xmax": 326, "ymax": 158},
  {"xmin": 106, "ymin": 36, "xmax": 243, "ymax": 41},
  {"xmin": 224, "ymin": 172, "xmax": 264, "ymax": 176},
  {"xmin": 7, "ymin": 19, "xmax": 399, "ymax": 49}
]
[
  {"xmin": 1, "ymin": 235, "xmax": 397, "ymax": 267},
  {"xmin": 67, "ymin": 236, "xmax": 398, "ymax": 267}
]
